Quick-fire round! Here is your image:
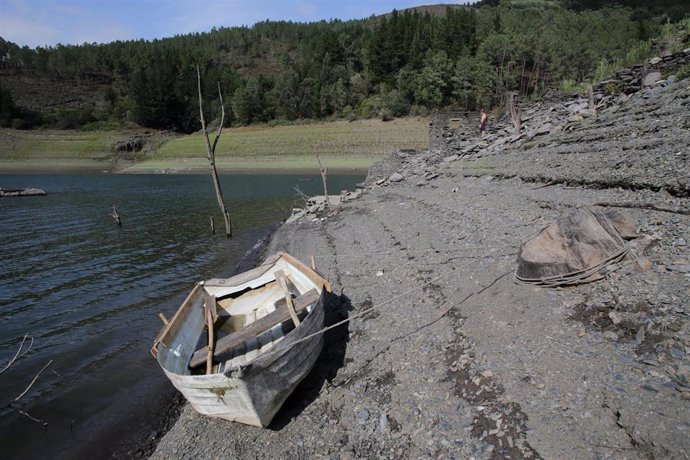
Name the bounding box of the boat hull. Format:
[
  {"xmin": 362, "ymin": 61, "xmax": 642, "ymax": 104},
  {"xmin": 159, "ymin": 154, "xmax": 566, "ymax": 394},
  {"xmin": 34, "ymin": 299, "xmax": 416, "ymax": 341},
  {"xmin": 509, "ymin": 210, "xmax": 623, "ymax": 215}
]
[
  {"xmin": 152, "ymin": 252, "xmax": 329, "ymax": 427},
  {"xmin": 162, "ymin": 294, "xmax": 324, "ymax": 427}
]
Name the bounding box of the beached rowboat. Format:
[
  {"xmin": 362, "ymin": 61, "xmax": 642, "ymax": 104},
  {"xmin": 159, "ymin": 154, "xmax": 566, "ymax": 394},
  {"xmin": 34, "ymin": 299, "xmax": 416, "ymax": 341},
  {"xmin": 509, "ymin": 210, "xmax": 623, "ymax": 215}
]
[{"xmin": 151, "ymin": 252, "xmax": 331, "ymax": 427}]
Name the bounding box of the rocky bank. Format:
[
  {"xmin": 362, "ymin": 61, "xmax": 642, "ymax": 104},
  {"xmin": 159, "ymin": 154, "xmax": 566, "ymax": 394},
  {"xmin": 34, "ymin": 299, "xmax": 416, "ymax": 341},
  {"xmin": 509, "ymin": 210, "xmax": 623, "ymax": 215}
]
[{"xmin": 150, "ymin": 58, "xmax": 689, "ymax": 459}]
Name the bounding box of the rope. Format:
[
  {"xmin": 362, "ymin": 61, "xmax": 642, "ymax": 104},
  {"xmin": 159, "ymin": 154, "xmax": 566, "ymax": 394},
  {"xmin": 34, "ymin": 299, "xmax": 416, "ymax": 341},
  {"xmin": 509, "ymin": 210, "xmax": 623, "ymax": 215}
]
[
  {"xmin": 514, "ymin": 209, "xmax": 631, "ymax": 287},
  {"xmin": 514, "ymin": 246, "xmax": 629, "ymax": 287},
  {"xmin": 253, "ymin": 245, "xmax": 515, "ymax": 362},
  {"xmin": 305, "ymin": 242, "xmax": 527, "ymax": 261}
]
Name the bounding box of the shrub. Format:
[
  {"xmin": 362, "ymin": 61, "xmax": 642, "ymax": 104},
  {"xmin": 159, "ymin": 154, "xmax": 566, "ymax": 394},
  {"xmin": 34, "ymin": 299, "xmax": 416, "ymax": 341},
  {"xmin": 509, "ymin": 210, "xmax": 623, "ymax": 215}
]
[
  {"xmin": 80, "ymin": 120, "xmax": 121, "ymax": 131},
  {"xmin": 560, "ymin": 79, "xmax": 587, "ymax": 94},
  {"xmin": 379, "ymin": 108, "xmax": 393, "ymax": 121},
  {"xmin": 409, "ymin": 105, "xmax": 429, "ymax": 117},
  {"xmin": 356, "ymin": 95, "xmax": 383, "ymax": 119},
  {"xmin": 675, "ymin": 63, "xmax": 690, "ymax": 80},
  {"xmin": 605, "ymin": 81, "xmax": 625, "ymax": 95}
]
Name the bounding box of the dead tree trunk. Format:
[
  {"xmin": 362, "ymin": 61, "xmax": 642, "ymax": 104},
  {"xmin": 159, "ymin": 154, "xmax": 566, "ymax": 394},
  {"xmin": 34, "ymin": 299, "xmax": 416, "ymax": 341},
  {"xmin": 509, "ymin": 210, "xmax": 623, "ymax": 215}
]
[
  {"xmin": 587, "ymin": 85, "xmax": 595, "ymax": 111},
  {"xmin": 111, "ymin": 205, "xmax": 121, "ymax": 227},
  {"xmin": 197, "ymin": 65, "xmax": 232, "ymax": 238},
  {"xmin": 316, "ymin": 153, "xmax": 329, "ymax": 209},
  {"xmin": 509, "ymin": 92, "xmax": 521, "ymax": 134}
]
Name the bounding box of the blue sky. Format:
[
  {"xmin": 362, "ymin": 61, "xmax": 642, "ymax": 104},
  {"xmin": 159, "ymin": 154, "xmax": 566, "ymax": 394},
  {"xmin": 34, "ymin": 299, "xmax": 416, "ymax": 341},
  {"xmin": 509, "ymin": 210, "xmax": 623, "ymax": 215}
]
[{"xmin": 1, "ymin": 0, "xmax": 469, "ymax": 48}]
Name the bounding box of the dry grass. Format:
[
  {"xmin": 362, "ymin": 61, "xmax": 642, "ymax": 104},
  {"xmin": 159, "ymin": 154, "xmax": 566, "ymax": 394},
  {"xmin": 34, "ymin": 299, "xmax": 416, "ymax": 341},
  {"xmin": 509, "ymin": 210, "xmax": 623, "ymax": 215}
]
[{"xmin": 0, "ymin": 117, "xmax": 430, "ymax": 173}]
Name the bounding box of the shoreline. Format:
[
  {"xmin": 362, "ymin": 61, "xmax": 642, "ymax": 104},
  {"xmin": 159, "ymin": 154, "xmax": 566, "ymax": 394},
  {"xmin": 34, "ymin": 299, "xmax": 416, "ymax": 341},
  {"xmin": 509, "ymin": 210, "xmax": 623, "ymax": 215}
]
[
  {"xmin": 0, "ymin": 164, "xmax": 371, "ymax": 176},
  {"xmin": 111, "ymin": 224, "xmax": 281, "ymax": 459},
  {"xmin": 148, "ymin": 76, "xmax": 689, "ymax": 458}
]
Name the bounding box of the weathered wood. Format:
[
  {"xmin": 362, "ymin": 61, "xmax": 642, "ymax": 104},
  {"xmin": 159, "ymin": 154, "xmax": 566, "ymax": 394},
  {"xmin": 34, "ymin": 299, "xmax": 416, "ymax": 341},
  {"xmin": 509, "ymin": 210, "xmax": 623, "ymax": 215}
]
[
  {"xmin": 158, "ymin": 313, "xmax": 169, "ymax": 325},
  {"xmin": 310, "ymin": 255, "xmax": 317, "ymax": 271},
  {"xmin": 205, "ymin": 307, "xmax": 215, "ymax": 375},
  {"xmin": 151, "ymin": 284, "xmax": 203, "ymax": 357},
  {"xmin": 189, "ymin": 288, "xmax": 319, "ymax": 369},
  {"xmin": 316, "ymin": 153, "xmax": 329, "ymax": 209},
  {"xmin": 280, "ymin": 252, "xmax": 332, "ymax": 293},
  {"xmin": 509, "ymin": 92, "xmax": 521, "ymax": 134},
  {"xmin": 111, "ymin": 205, "xmax": 122, "ymax": 227},
  {"xmin": 587, "ymin": 85, "xmax": 595, "ymax": 111},
  {"xmin": 204, "ymin": 294, "xmax": 218, "ymax": 324},
  {"xmin": 204, "ymin": 294, "xmax": 218, "ymax": 374},
  {"xmin": 197, "ymin": 65, "xmax": 232, "ymax": 238},
  {"xmin": 275, "ymin": 270, "xmax": 300, "ymax": 327}
]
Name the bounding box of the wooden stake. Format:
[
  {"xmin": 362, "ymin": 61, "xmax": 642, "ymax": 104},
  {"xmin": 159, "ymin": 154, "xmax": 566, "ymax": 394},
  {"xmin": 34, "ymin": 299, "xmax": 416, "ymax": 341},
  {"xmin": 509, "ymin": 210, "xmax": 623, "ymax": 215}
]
[
  {"xmin": 111, "ymin": 205, "xmax": 121, "ymax": 227},
  {"xmin": 316, "ymin": 152, "xmax": 329, "ymax": 209},
  {"xmin": 209, "ymin": 216, "xmax": 215, "ymax": 234},
  {"xmin": 509, "ymin": 93, "xmax": 521, "ymax": 134},
  {"xmin": 587, "ymin": 85, "xmax": 595, "ymax": 111},
  {"xmin": 310, "ymin": 255, "xmax": 317, "ymax": 271},
  {"xmin": 158, "ymin": 313, "xmax": 169, "ymax": 325}
]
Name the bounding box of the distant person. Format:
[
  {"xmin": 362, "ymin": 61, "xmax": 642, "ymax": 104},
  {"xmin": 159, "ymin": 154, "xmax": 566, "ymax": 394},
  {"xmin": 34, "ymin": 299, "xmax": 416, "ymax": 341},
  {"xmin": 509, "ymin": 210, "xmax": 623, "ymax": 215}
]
[{"xmin": 479, "ymin": 109, "xmax": 488, "ymax": 137}]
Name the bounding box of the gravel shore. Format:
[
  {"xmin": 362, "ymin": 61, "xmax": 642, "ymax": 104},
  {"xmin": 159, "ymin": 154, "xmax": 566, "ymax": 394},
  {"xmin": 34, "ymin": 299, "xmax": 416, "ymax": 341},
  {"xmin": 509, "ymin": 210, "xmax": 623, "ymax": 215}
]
[{"xmin": 150, "ymin": 74, "xmax": 689, "ymax": 459}]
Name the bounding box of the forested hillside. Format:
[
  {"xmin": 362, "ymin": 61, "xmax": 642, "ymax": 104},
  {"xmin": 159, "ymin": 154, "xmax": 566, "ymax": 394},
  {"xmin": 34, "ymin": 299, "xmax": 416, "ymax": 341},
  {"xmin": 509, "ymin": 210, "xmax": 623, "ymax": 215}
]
[{"xmin": 0, "ymin": 0, "xmax": 688, "ymax": 132}]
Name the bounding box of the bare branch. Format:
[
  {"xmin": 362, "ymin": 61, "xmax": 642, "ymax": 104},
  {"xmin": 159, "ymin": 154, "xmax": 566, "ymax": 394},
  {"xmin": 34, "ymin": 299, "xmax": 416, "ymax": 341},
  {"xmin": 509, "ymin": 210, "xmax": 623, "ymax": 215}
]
[
  {"xmin": 315, "ymin": 151, "xmax": 329, "ymax": 209},
  {"xmin": 0, "ymin": 334, "xmax": 32, "ymax": 375},
  {"xmin": 211, "ymin": 82, "xmax": 225, "ymax": 154},
  {"xmin": 15, "ymin": 359, "xmax": 52, "ymax": 401},
  {"xmin": 293, "ymin": 185, "xmax": 310, "ymax": 207},
  {"xmin": 16, "ymin": 409, "xmax": 48, "ymax": 427}
]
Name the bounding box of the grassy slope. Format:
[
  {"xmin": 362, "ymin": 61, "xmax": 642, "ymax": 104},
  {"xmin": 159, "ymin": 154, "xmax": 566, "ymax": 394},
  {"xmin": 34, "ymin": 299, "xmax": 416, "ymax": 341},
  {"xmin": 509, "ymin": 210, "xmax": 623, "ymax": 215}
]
[{"xmin": 0, "ymin": 118, "xmax": 429, "ymax": 174}]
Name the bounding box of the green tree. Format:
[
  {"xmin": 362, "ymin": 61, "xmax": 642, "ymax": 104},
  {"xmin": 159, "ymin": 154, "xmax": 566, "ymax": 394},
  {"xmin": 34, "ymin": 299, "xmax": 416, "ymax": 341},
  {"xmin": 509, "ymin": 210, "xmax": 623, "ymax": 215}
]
[{"xmin": 414, "ymin": 50, "xmax": 452, "ymax": 108}]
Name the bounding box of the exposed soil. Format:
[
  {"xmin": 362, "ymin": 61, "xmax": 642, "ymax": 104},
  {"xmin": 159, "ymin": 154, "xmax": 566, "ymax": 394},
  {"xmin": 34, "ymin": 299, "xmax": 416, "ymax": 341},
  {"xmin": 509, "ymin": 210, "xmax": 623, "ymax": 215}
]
[{"xmin": 149, "ymin": 69, "xmax": 689, "ymax": 459}]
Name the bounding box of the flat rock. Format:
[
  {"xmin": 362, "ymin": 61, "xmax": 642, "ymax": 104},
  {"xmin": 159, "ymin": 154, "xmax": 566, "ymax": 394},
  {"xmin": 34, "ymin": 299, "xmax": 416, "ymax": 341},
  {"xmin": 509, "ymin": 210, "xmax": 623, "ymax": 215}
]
[{"xmin": 643, "ymin": 71, "xmax": 662, "ymax": 87}]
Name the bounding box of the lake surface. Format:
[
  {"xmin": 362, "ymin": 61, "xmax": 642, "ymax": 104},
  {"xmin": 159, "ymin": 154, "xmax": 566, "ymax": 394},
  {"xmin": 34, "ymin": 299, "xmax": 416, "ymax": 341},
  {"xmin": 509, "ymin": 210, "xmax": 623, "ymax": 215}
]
[{"xmin": 0, "ymin": 173, "xmax": 362, "ymax": 459}]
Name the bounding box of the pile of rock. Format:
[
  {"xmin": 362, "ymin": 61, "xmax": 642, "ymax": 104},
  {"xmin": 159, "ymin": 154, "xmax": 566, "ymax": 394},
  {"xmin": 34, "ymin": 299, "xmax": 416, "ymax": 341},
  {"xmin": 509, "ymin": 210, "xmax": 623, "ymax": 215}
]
[
  {"xmin": 592, "ymin": 48, "xmax": 690, "ymax": 97},
  {"xmin": 421, "ymin": 48, "xmax": 690, "ymax": 168},
  {"xmin": 286, "ymin": 189, "xmax": 363, "ymax": 223}
]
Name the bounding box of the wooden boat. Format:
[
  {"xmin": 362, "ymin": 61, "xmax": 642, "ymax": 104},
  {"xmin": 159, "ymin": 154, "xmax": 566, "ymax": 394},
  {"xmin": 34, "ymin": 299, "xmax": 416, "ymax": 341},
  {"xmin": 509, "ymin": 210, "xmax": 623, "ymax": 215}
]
[{"xmin": 151, "ymin": 252, "xmax": 331, "ymax": 427}]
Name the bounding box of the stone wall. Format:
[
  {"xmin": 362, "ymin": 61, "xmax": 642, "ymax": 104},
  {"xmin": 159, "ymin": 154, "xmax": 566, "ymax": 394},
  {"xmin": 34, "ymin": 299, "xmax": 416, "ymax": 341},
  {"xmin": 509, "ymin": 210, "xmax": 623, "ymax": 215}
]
[
  {"xmin": 592, "ymin": 47, "xmax": 690, "ymax": 95},
  {"xmin": 428, "ymin": 110, "xmax": 470, "ymax": 150}
]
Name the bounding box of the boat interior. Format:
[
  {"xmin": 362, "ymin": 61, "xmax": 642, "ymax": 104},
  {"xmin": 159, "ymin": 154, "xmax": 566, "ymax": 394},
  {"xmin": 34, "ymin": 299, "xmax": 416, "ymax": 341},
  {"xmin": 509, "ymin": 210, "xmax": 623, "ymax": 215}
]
[{"xmin": 154, "ymin": 255, "xmax": 325, "ymax": 377}]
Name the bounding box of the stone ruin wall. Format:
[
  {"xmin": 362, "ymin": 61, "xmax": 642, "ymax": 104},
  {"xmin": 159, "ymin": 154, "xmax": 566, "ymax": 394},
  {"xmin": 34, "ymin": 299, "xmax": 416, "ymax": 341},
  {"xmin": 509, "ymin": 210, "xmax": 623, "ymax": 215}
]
[
  {"xmin": 428, "ymin": 110, "xmax": 471, "ymax": 150},
  {"xmin": 428, "ymin": 48, "xmax": 690, "ymax": 150},
  {"xmin": 592, "ymin": 47, "xmax": 690, "ymax": 94}
]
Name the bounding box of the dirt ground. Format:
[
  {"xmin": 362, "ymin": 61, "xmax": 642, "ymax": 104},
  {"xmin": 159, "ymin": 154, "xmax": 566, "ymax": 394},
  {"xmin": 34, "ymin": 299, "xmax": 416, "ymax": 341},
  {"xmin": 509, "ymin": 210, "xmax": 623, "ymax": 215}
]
[{"xmin": 150, "ymin": 77, "xmax": 689, "ymax": 459}]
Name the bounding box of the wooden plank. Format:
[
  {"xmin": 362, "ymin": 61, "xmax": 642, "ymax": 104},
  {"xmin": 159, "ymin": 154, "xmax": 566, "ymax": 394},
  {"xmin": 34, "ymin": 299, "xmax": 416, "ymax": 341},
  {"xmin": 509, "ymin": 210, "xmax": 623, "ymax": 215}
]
[
  {"xmin": 280, "ymin": 253, "xmax": 332, "ymax": 293},
  {"xmin": 204, "ymin": 294, "xmax": 218, "ymax": 324},
  {"xmin": 189, "ymin": 288, "xmax": 320, "ymax": 369},
  {"xmin": 275, "ymin": 270, "xmax": 300, "ymax": 327},
  {"xmin": 151, "ymin": 284, "xmax": 203, "ymax": 357},
  {"xmin": 205, "ymin": 307, "xmax": 214, "ymax": 375},
  {"xmin": 158, "ymin": 313, "xmax": 169, "ymax": 325},
  {"xmin": 204, "ymin": 294, "xmax": 218, "ymax": 374}
]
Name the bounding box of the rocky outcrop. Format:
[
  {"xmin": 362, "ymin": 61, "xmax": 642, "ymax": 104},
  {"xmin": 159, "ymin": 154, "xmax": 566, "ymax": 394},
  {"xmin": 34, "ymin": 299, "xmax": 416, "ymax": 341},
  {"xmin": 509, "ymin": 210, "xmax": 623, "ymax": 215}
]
[{"xmin": 421, "ymin": 50, "xmax": 690, "ymax": 197}]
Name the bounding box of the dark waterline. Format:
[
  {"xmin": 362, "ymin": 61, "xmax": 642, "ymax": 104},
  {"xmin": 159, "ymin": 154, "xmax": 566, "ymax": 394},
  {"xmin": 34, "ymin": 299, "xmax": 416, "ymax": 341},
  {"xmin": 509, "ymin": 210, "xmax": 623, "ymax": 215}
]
[{"xmin": 0, "ymin": 173, "xmax": 363, "ymax": 460}]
